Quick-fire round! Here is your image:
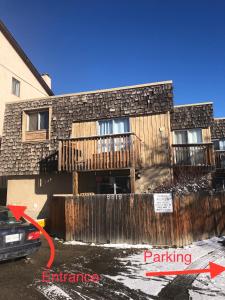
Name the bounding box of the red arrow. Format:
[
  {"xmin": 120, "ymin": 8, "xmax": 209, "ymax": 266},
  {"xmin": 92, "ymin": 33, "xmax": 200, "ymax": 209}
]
[
  {"xmin": 7, "ymin": 205, "xmax": 55, "ymax": 269},
  {"xmin": 146, "ymin": 262, "xmax": 225, "ymax": 279}
]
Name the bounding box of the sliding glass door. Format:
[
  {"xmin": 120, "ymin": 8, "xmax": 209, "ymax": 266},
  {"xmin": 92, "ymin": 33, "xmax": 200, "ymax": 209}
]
[
  {"xmin": 98, "ymin": 118, "xmax": 129, "ymax": 152},
  {"xmin": 174, "ymin": 129, "xmax": 203, "ymax": 165}
]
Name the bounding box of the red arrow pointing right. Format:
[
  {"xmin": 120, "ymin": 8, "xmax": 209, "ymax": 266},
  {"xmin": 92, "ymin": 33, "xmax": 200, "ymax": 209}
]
[{"xmin": 146, "ymin": 262, "xmax": 225, "ymax": 279}]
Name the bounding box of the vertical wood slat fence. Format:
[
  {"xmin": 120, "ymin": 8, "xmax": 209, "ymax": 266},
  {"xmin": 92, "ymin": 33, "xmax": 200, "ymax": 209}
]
[{"xmin": 50, "ymin": 192, "xmax": 225, "ymax": 247}]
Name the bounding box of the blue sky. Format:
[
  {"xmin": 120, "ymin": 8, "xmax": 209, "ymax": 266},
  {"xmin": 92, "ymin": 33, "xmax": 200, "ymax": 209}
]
[{"xmin": 0, "ymin": 0, "xmax": 225, "ymax": 116}]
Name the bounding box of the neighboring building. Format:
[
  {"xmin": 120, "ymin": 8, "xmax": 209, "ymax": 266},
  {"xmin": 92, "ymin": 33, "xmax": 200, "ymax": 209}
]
[
  {"xmin": 170, "ymin": 102, "xmax": 214, "ymax": 180},
  {"xmin": 0, "ymin": 20, "xmax": 53, "ymax": 134},
  {"xmin": 0, "ymin": 20, "xmax": 53, "ymax": 203},
  {"xmin": 0, "ymin": 79, "xmax": 221, "ymax": 219},
  {"xmin": 211, "ymin": 118, "xmax": 225, "ymax": 171}
]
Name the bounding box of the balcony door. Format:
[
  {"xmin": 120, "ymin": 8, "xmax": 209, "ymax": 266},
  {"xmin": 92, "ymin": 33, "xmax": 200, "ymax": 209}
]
[
  {"xmin": 174, "ymin": 129, "xmax": 203, "ymax": 165},
  {"xmin": 98, "ymin": 118, "xmax": 129, "ymax": 152}
]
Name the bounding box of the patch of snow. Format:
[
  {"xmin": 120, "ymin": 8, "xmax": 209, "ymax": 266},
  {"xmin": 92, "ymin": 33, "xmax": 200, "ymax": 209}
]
[
  {"xmin": 189, "ymin": 257, "xmax": 225, "ymax": 299},
  {"xmin": 105, "ymin": 242, "xmax": 212, "ymax": 297},
  {"xmin": 37, "ymin": 283, "xmax": 73, "ymax": 300},
  {"xmin": 97, "ymin": 243, "xmax": 153, "ymax": 249},
  {"xmin": 63, "ymin": 241, "xmax": 89, "ymax": 246},
  {"xmin": 63, "ymin": 240, "xmax": 153, "ymax": 249}
]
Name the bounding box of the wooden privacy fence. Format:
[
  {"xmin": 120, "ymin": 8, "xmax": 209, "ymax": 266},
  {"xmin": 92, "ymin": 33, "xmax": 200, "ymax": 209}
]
[{"xmin": 50, "ymin": 192, "xmax": 225, "ymax": 247}]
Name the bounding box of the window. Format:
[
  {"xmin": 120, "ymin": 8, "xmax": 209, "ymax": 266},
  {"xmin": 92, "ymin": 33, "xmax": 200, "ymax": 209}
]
[
  {"xmin": 98, "ymin": 118, "xmax": 129, "ymax": 135},
  {"xmin": 174, "ymin": 129, "xmax": 204, "ymax": 166},
  {"xmin": 98, "ymin": 118, "xmax": 130, "ymax": 152},
  {"xmin": 28, "ymin": 110, "xmax": 49, "ymax": 131},
  {"xmin": 12, "ymin": 77, "xmax": 20, "ymax": 97},
  {"xmin": 219, "ymin": 140, "xmax": 225, "ymax": 150},
  {"xmin": 22, "ymin": 108, "xmax": 51, "ymax": 142},
  {"xmin": 174, "ymin": 129, "xmax": 202, "ymax": 144}
]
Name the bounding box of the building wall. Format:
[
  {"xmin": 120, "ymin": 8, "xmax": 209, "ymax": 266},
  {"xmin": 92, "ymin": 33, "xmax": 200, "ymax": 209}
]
[
  {"xmin": 211, "ymin": 118, "xmax": 225, "ymax": 140},
  {"xmin": 131, "ymin": 112, "xmax": 172, "ymax": 192},
  {"xmin": 72, "ymin": 121, "xmax": 97, "ymax": 137},
  {"xmin": 202, "ymin": 127, "xmax": 212, "ymax": 143},
  {"xmin": 0, "ymin": 82, "xmax": 173, "ymax": 176},
  {"xmin": 0, "ymin": 31, "xmax": 49, "ymax": 134},
  {"xmin": 71, "ymin": 112, "xmax": 172, "ymax": 192},
  {"xmin": 170, "ymin": 103, "xmax": 213, "ymax": 131},
  {"xmin": 130, "ymin": 113, "xmax": 171, "ymax": 166},
  {"xmin": 7, "ymin": 174, "xmax": 72, "ymax": 219},
  {"xmin": 72, "ymin": 113, "xmax": 171, "ymax": 165},
  {"xmin": 1, "ymin": 82, "xmax": 173, "ymax": 214}
]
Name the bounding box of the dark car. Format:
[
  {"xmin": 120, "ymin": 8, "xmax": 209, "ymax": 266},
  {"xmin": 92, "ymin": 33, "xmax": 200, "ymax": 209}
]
[{"xmin": 0, "ymin": 206, "xmax": 41, "ymax": 261}]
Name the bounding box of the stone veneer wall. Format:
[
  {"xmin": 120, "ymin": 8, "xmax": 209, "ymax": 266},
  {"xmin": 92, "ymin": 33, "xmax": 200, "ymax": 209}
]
[
  {"xmin": 0, "ymin": 83, "xmax": 173, "ymax": 176},
  {"xmin": 170, "ymin": 103, "xmax": 213, "ymax": 130},
  {"xmin": 211, "ymin": 119, "xmax": 225, "ymax": 140}
]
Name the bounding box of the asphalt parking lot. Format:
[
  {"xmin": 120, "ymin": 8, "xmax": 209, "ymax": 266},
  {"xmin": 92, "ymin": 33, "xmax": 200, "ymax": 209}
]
[
  {"xmin": 0, "ymin": 238, "xmax": 148, "ymax": 300},
  {"xmin": 1, "ymin": 237, "xmax": 225, "ymax": 300}
]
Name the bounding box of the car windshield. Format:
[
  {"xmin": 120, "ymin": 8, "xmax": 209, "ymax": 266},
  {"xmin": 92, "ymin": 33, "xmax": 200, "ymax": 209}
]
[{"xmin": 0, "ymin": 209, "xmax": 25, "ymax": 224}]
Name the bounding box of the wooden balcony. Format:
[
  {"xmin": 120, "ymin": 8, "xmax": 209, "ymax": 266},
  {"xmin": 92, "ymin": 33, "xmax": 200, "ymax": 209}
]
[
  {"xmin": 58, "ymin": 133, "xmax": 142, "ymax": 172},
  {"xmin": 172, "ymin": 143, "xmax": 215, "ymax": 167},
  {"xmin": 215, "ymin": 150, "xmax": 225, "ymax": 169}
]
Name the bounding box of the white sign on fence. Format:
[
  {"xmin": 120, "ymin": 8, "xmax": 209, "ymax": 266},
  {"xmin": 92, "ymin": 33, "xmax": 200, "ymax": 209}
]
[{"xmin": 153, "ymin": 193, "xmax": 173, "ymax": 213}]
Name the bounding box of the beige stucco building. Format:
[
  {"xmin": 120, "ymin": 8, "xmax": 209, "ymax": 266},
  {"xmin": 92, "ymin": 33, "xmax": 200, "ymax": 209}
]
[
  {"xmin": 0, "ymin": 20, "xmax": 53, "ymax": 135},
  {"xmin": 0, "ymin": 20, "xmax": 53, "ymax": 203}
]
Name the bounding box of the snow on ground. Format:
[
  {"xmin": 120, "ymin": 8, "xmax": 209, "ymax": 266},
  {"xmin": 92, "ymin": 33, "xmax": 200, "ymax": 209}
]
[
  {"xmin": 62, "ymin": 237, "xmax": 225, "ymax": 298},
  {"xmin": 63, "ymin": 240, "xmax": 153, "ymax": 249},
  {"xmin": 189, "ymin": 256, "xmax": 225, "ymax": 299},
  {"xmin": 105, "ymin": 242, "xmax": 210, "ymax": 297},
  {"xmin": 37, "ymin": 283, "xmax": 73, "ymax": 300}
]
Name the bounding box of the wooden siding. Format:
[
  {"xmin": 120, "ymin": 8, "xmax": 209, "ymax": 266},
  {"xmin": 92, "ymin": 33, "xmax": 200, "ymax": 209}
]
[
  {"xmin": 50, "ymin": 192, "xmax": 225, "ymax": 246},
  {"xmin": 25, "ymin": 130, "xmax": 49, "ymax": 141},
  {"xmin": 72, "ymin": 121, "xmax": 97, "ymax": 138},
  {"xmin": 49, "ymin": 196, "xmax": 66, "ymax": 238},
  {"xmin": 70, "ymin": 113, "xmax": 171, "ymax": 168},
  {"xmin": 202, "ymin": 127, "xmax": 211, "ymax": 143},
  {"xmin": 130, "ymin": 113, "xmax": 171, "ymax": 166}
]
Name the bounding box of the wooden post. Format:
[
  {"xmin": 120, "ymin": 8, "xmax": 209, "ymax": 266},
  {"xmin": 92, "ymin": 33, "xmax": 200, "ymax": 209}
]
[
  {"xmin": 73, "ymin": 171, "xmax": 79, "ymax": 195},
  {"xmin": 130, "ymin": 168, "xmax": 135, "ymax": 193},
  {"xmin": 58, "ymin": 140, "xmax": 62, "ymax": 171}
]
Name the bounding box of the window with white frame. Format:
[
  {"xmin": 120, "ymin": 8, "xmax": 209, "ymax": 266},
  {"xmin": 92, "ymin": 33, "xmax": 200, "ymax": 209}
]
[
  {"xmin": 174, "ymin": 128, "xmax": 204, "ymax": 166},
  {"xmin": 27, "ymin": 110, "xmax": 49, "ymax": 131},
  {"xmin": 98, "ymin": 118, "xmax": 130, "ymax": 152},
  {"xmin": 98, "ymin": 118, "xmax": 129, "ymax": 135},
  {"xmin": 12, "ymin": 77, "xmax": 20, "ymax": 97},
  {"xmin": 174, "ymin": 128, "xmax": 203, "ymax": 144}
]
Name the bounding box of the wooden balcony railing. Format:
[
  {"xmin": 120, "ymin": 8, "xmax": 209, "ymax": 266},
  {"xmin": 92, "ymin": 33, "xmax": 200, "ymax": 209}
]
[
  {"xmin": 172, "ymin": 143, "xmax": 215, "ymax": 167},
  {"xmin": 58, "ymin": 133, "xmax": 142, "ymax": 172},
  {"xmin": 215, "ymin": 150, "xmax": 225, "ymax": 169}
]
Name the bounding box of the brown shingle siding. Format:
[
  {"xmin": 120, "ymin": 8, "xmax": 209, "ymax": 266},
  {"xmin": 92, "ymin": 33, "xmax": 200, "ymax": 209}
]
[
  {"xmin": 0, "ymin": 82, "xmax": 173, "ymax": 176},
  {"xmin": 211, "ymin": 119, "xmax": 225, "ymax": 140},
  {"xmin": 170, "ymin": 103, "xmax": 213, "ymax": 131}
]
